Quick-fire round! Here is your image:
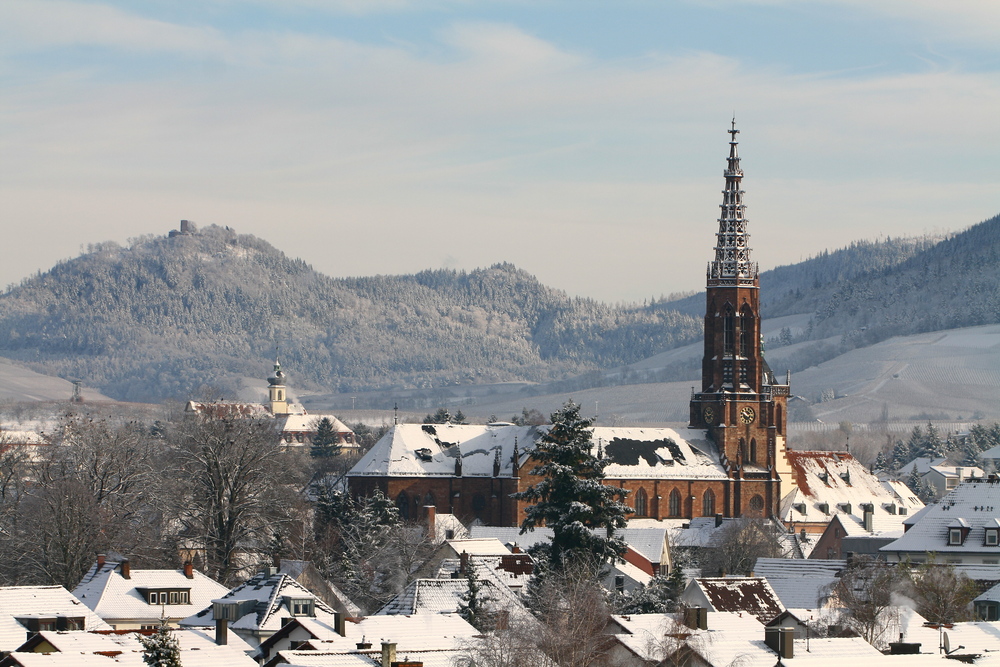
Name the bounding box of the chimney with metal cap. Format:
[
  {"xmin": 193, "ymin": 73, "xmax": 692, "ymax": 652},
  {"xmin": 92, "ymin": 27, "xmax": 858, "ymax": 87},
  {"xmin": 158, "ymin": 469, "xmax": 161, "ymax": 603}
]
[
  {"xmin": 120, "ymin": 560, "xmax": 130, "ymax": 579},
  {"xmin": 216, "ymin": 619, "xmax": 228, "ymax": 645},
  {"xmin": 184, "ymin": 561, "xmax": 194, "ymax": 579}
]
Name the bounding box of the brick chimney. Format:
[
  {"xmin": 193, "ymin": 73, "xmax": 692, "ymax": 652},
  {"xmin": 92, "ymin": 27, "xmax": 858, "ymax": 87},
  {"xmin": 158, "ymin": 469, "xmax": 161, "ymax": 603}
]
[
  {"xmin": 459, "ymin": 551, "xmax": 469, "ymax": 575},
  {"xmin": 183, "ymin": 561, "xmax": 193, "ymax": 579},
  {"xmin": 425, "ymin": 505, "xmax": 436, "ymax": 540},
  {"xmin": 120, "ymin": 560, "xmax": 130, "ymax": 579},
  {"xmin": 97, "ymin": 554, "xmax": 105, "ymax": 569},
  {"xmin": 333, "ymin": 612, "xmax": 346, "ymax": 637},
  {"xmin": 381, "ymin": 642, "xmax": 396, "ymax": 667}
]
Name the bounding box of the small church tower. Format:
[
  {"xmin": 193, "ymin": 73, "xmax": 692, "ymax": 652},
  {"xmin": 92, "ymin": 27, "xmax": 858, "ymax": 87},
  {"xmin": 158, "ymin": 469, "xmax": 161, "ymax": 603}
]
[
  {"xmin": 268, "ymin": 360, "xmax": 289, "ymax": 415},
  {"xmin": 689, "ymin": 121, "xmax": 792, "ymax": 517}
]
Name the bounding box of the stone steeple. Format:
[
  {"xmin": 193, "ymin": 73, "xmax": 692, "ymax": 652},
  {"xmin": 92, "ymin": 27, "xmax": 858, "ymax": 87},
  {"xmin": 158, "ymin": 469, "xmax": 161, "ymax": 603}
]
[{"xmin": 708, "ymin": 119, "xmax": 758, "ymax": 287}]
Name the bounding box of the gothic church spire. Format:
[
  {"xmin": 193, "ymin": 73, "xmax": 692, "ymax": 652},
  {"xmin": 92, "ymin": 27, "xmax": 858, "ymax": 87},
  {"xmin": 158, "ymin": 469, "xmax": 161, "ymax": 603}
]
[{"xmin": 708, "ymin": 118, "xmax": 758, "ymax": 287}]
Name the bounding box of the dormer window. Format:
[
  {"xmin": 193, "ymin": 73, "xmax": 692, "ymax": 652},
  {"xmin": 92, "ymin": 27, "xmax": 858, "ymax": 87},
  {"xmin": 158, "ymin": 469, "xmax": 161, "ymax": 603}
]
[
  {"xmin": 286, "ymin": 597, "xmax": 315, "ymax": 617},
  {"xmin": 139, "ymin": 588, "xmax": 190, "ymax": 605},
  {"xmin": 948, "ymin": 518, "xmax": 971, "ymax": 546},
  {"xmin": 984, "ymin": 519, "xmax": 1000, "ymax": 546}
]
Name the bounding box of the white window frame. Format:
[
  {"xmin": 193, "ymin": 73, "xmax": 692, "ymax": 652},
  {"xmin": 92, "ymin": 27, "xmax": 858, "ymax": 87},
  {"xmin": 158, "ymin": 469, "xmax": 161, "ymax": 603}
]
[{"xmin": 949, "ymin": 528, "xmax": 964, "ymax": 545}]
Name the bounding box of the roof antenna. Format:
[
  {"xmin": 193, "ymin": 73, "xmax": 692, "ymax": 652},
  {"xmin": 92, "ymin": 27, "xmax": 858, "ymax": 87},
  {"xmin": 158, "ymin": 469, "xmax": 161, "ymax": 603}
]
[{"xmin": 393, "ymin": 403, "xmax": 399, "ymax": 425}]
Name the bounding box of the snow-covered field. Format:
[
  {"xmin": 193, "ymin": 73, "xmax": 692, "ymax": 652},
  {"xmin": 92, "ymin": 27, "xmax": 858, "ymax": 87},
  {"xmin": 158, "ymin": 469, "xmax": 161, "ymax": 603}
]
[{"xmin": 0, "ymin": 357, "xmax": 112, "ymax": 402}]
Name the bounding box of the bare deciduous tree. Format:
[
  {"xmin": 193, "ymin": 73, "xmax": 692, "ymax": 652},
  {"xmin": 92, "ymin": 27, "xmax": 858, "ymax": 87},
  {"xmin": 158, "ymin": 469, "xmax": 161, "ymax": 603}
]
[{"xmin": 830, "ymin": 556, "xmax": 905, "ymax": 649}]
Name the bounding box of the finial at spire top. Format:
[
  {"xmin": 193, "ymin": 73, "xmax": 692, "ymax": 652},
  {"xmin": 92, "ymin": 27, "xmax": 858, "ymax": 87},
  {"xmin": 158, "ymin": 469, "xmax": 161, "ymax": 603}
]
[{"xmin": 729, "ymin": 117, "xmax": 739, "ymax": 141}]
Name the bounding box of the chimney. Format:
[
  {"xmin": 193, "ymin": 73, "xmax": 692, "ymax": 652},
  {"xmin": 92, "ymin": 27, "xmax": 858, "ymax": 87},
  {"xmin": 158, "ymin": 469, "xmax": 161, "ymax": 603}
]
[
  {"xmin": 460, "ymin": 551, "xmax": 469, "ymax": 575},
  {"xmin": 273, "ymin": 553, "xmax": 281, "ymax": 570},
  {"xmin": 97, "ymin": 554, "xmax": 105, "ymax": 569},
  {"xmin": 216, "ymin": 619, "xmax": 228, "ymax": 646},
  {"xmin": 684, "ymin": 607, "xmax": 707, "ymax": 630},
  {"xmin": 863, "ymin": 509, "xmax": 874, "ymax": 533},
  {"xmin": 381, "ymin": 642, "xmax": 397, "ymax": 667},
  {"xmin": 957, "ymin": 467, "xmax": 964, "ymax": 483},
  {"xmin": 120, "ymin": 560, "xmax": 130, "ymax": 579},
  {"xmin": 183, "ymin": 561, "xmax": 194, "ymax": 579},
  {"xmin": 334, "ymin": 612, "xmax": 346, "ymax": 637},
  {"xmin": 425, "ymin": 505, "xmax": 436, "ymax": 540},
  {"xmin": 715, "ymin": 513, "xmax": 723, "ymax": 528},
  {"xmin": 765, "ymin": 627, "xmax": 794, "ymax": 658}
]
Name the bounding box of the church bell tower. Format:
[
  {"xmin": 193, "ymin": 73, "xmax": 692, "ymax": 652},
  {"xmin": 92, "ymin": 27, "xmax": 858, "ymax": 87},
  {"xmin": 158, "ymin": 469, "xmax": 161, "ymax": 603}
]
[
  {"xmin": 689, "ymin": 121, "xmax": 791, "ymax": 517},
  {"xmin": 268, "ymin": 360, "xmax": 289, "ymax": 415}
]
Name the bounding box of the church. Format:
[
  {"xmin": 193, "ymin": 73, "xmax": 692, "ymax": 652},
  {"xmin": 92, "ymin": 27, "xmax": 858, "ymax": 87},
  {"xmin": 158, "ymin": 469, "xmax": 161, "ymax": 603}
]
[{"xmin": 347, "ymin": 124, "xmax": 921, "ymax": 533}]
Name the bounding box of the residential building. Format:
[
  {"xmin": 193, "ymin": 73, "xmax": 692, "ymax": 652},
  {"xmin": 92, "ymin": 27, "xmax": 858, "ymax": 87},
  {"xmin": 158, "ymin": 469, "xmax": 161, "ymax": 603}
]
[
  {"xmin": 680, "ymin": 577, "xmax": 785, "ymax": 623},
  {"xmin": 0, "ymin": 586, "xmax": 110, "ymax": 653},
  {"xmin": 881, "ymin": 478, "xmax": 1000, "ymax": 564},
  {"xmin": 72, "ymin": 557, "xmax": 229, "ymax": 629}
]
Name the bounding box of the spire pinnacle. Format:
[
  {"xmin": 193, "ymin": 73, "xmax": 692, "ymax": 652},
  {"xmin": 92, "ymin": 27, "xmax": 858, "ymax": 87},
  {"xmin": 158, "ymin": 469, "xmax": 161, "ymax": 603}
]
[{"xmin": 708, "ymin": 120, "xmax": 758, "ymax": 287}]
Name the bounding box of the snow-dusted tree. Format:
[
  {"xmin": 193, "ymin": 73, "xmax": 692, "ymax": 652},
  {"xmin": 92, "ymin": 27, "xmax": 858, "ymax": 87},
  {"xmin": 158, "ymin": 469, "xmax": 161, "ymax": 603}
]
[
  {"xmin": 905, "ymin": 560, "xmax": 977, "ymax": 624},
  {"xmin": 831, "ymin": 556, "xmax": 905, "ymax": 650},
  {"xmin": 514, "ymin": 401, "xmax": 630, "ymax": 573},
  {"xmin": 310, "ymin": 417, "xmax": 341, "ymax": 458},
  {"xmin": 138, "ymin": 621, "xmax": 181, "ymax": 667},
  {"xmin": 613, "ymin": 567, "xmax": 686, "ymax": 614},
  {"xmin": 890, "ymin": 438, "xmax": 912, "ymax": 470},
  {"xmin": 458, "ymin": 562, "xmax": 496, "ymax": 632}
]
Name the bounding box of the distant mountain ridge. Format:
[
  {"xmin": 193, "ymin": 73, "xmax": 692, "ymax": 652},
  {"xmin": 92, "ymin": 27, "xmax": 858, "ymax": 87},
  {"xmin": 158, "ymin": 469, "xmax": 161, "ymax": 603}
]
[{"xmin": 0, "ymin": 226, "xmax": 700, "ymax": 402}]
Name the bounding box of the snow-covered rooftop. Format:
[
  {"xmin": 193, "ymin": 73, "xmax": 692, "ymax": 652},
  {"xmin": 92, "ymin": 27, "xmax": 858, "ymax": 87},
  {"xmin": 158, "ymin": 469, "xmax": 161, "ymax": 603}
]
[
  {"xmin": 881, "ymin": 479, "xmax": 1000, "ymax": 556},
  {"xmin": 753, "ymin": 558, "xmax": 844, "ymax": 609},
  {"xmin": 349, "ymin": 423, "xmax": 724, "ymax": 480},
  {"xmin": 0, "ymin": 586, "xmax": 111, "ymax": 652},
  {"xmin": 684, "ymin": 577, "xmax": 785, "ymax": 623},
  {"xmin": 781, "ymin": 451, "xmax": 924, "ymax": 525},
  {"xmin": 72, "ymin": 561, "xmax": 229, "ymax": 623}
]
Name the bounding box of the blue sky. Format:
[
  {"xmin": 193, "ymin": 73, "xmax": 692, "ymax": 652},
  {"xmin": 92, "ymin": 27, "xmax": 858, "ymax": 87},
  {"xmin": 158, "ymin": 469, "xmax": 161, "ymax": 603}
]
[{"xmin": 3, "ymin": 0, "xmax": 999, "ymax": 302}]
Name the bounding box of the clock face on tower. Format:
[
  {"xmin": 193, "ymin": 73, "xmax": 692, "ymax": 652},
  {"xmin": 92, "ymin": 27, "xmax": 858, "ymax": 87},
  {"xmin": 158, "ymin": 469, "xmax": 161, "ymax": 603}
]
[
  {"xmin": 702, "ymin": 406, "xmax": 716, "ymax": 424},
  {"xmin": 740, "ymin": 406, "xmax": 756, "ymax": 424}
]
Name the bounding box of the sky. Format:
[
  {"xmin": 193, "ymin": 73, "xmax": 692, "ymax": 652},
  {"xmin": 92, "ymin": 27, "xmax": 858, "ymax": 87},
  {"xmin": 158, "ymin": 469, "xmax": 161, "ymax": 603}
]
[{"xmin": 2, "ymin": 1, "xmax": 999, "ymax": 303}]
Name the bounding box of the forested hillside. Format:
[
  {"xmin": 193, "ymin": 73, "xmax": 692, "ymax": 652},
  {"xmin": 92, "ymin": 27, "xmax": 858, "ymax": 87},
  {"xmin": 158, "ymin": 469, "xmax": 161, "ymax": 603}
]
[
  {"xmin": 0, "ymin": 226, "xmax": 700, "ymax": 401},
  {"xmin": 769, "ymin": 214, "xmax": 1000, "ymax": 341},
  {"xmin": 665, "ymin": 234, "xmax": 942, "ymax": 317}
]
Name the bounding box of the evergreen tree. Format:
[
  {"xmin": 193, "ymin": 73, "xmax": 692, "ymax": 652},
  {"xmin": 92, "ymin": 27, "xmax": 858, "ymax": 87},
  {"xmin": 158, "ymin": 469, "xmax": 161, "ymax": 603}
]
[
  {"xmin": 923, "ymin": 422, "xmax": 944, "ymax": 459},
  {"xmin": 613, "ymin": 567, "xmax": 686, "ymax": 614},
  {"xmin": 311, "ymin": 417, "xmax": 342, "ymax": 458},
  {"xmin": 907, "ymin": 426, "xmax": 926, "ymax": 459},
  {"xmin": 457, "ymin": 560, "xmax": 495, "ymax": 632},
  {"xmin": 873, "ymin": 451, "xmax": 889, "ymax": 472},
  {"xmin": 424, "ymin": 408, "xmax": 452, "ymax": 424},
  {"xmin": 513, "ymin": 401, "xmax": 631, "ymax": 573},
  {"xmin": 890, "ymin": 439, "xmax": 912, "ymax": 470},
  {"xmin": 138, "ymin": 622, "xmax": 181, "ymax": 667}
]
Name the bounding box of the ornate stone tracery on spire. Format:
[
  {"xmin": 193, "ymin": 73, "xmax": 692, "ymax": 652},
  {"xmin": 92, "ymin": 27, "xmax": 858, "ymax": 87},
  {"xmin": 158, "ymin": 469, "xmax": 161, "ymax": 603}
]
[{"xmin": 708, "ymin": 119, "xmax": 758, "ymax": 287}]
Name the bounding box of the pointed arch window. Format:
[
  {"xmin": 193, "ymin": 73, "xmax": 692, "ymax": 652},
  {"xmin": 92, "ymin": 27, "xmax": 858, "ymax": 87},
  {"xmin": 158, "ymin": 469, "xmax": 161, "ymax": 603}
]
[
  {"xmin": 739, "ymin": 310, "xmax": 752, "ymax": 357},
  {"xmin": 396, "ymin": 491, "xmax": 410, "ymax": 520},
  {"xmin": 703, "ymin": 489, "xmax": 716, "ymax": 517},
  {"xmin": 669, "ymin": 489, "xmax": 682, "ymax": 517},
  {"xmin": 739, "ymin": 438, "xmax": 746, "ymax": 461},
  {"xmin": 749, "ymin": 438, "xmax": 757, "ymax": 464},
  {"xmin": 723, "ymin": 305, "xmax": 735, "ymax": 356},
  {"xmin": 634, "ymin": 488, "xmax": 648, "ymax": 517}
]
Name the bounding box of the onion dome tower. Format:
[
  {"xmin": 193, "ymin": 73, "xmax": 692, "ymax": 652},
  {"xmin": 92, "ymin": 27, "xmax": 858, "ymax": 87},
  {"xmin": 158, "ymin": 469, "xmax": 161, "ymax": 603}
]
[
  {"xmin": 689, "ymin": 120, "xmax": 791, "ymax": 517},
  {"xmin": 267, "ymin": 359, "xmax": 289, "ymax": 415}
]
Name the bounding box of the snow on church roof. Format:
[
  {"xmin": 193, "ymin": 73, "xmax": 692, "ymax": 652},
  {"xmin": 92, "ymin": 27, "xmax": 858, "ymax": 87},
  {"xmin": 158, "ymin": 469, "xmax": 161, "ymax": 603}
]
[{"xmin": 348, "ymin": 423, "xmax": 724, "ymax": 480}]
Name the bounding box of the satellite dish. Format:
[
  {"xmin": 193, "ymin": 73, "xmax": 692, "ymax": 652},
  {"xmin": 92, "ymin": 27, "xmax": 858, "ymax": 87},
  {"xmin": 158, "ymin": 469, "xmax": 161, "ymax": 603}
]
[{"xmin": 943, "ymin": 631, "xmax": 951, "ymax": 654}]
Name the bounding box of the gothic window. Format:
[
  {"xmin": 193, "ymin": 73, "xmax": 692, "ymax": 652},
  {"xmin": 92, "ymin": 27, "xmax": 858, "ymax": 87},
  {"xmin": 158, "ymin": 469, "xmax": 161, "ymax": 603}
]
[
  {"xmin": 748, "ymin": 495, "xmax": 765, "ymax": 514},
  {"xmin": 669, "ymin": 489, "xmax": 682, "ymax": 517},
  {"xmin": 749, "ymin": 438, "xmax": 757, "ymax": 464},
  {"xmin": 739, "ymin": 363, "xmax": 748, "ymax": 385},
  {"xmin": 739, "ymin": 309, "xmax": 752, "ymax": 357},
  {"xmin": 703, "ymin": 489, "xmax": 716, "ymax": 517},
  {"xmin": 472, "ymin": 493, "xmax": 487, "ymax": 514},
  {"xmin": 723, "ymin": 361, "xmax": 733, "ymax": 386},
  {"xmin": 739, "ymin": 438, "xmax": 746, "ymax": 460},
  {"xmin": 634, "ymin": 488, "xmax": 648, "ymax": 517},
  {"xmin": 423, "ymin": 491, "xmax": 435, "ymax": 508},
  {"xmin": 723, "ymin": 307, "xmax": 734, "ymax": 355},
  {"xmin": 396, "ymin": 491, "xmax": 409, "ymax": 520}
]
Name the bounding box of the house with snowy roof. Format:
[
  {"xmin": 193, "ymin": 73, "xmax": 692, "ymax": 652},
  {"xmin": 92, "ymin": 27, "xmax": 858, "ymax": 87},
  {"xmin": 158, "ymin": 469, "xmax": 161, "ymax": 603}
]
[
  {"xmin": 72, "ymin": 557, "xmax": 229, "ymax": 630},
  {"xmin": 752, "ymin": 558, "xmax": 844, "ymax": 612},
  {"xmin": 259, "ymin": 614, "xmax": 479, "ymax": 667},
  {"xmin": 681, "ymin": 577, "xmax": 785, "ymax": 623},
  {"xmin": 780, "ymin": 451, "xmax": 924, "ymax": 537},
  {"xmin": 881, "ymin": 478, "xmax": 1000, "ymax": 565},
  {"xmin": 2, "ymin": 626, "xmax": 256, "ymax": 667},
  {"xmin": 180, "ymin": 568, "xmax": 341, "ymax": 647},
  {"xmin": 0, "ymin": 586, "xmax": 110, "ymax": 653}
]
